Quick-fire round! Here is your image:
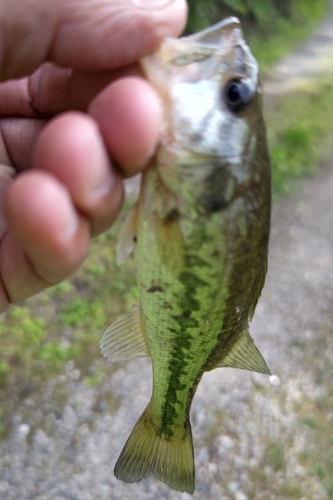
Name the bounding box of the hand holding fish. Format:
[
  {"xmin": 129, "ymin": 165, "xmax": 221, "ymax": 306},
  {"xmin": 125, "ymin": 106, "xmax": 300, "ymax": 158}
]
[{"xmin": 0, "ymin": 0, "xmax": 187, "ymax": 312}]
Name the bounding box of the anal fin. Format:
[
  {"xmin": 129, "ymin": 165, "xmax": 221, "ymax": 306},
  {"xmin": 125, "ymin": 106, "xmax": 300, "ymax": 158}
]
[
  {"xmin": 217, "ymin": 330, "xmax": 270, "ymax": 375},
  {"xmin": 100, "ymin": 304, "xmax": 149, "ymax": 362}
]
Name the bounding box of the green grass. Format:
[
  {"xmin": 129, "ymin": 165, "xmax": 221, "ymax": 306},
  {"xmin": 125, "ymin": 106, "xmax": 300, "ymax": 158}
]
[
  {"xmin": 301, "ymin": 413, "xmax": 333, "ymax": 496},
  {"xmin": 0, "ymin": 209, "xmax": 138, "ymax": 394},
  {"xmin": 266, "ymin": 442, "xmax": 286, "ymax": 471},
  {"xmin": 297, "ymin": 327, "xmax": 333, "ymax": 497},
  {"xmin": 266, "ymin": 78, "xmax": 333, "ymax": 197}
]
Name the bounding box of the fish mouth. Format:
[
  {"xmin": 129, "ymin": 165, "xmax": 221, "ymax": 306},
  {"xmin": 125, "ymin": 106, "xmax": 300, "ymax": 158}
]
[
  {"xmin": 181, "ymin": 17, "xmax": 241, "ymax": 46},
  {"xmin": 140, "ymin": 17, "xmax": 259, "ymax": 100}
]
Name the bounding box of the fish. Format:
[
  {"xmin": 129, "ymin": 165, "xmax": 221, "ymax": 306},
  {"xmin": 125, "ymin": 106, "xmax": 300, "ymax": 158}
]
[{"xmin": 100, "ymin": 17, "xmax": 271, "ymax": 494}]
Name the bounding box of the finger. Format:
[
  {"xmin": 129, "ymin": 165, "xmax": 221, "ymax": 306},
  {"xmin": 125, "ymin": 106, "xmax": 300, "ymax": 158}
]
[
  {"xmin": 0, "ymin": 77, "xmax": 161, "ymax": 178},
  {"xmin": 0, "ymin": 0, "xmax": 187, "ymax": 80},
  {"xmin": 0, "ymin": 63, "xmax": 139, "ymax": 118},
  {"xmin": 89, "ymin": 77, "xmax": 161, "ymax": 176},
  {"xmin": 33, "ymin": 112, "xmax": 124, "ymax": 236},
  {"xmin": 2, "ymin": 171, "xmax": 90, "ymax": 304},
  {"xmin": 0, "ymin": 66, "xmax": 139, "ymax": 170},
  {"xmin": 0, "ymin": 118, "xmax": 46, "ymax": 170},
  {"xmin": 0, "ymin": 167, "xmax": 15, "ymax": 239}
]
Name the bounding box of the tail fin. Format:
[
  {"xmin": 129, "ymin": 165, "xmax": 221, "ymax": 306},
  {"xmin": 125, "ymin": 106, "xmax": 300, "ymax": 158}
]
[{"xmin": 114, "ymin": 405, "xmax": 195, "ymax": 494}]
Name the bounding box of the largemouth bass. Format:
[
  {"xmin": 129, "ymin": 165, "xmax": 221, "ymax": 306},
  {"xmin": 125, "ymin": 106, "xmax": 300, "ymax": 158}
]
[{"xmin": 101, "ymin": 17, "xmax": 271, "ymax": 494}]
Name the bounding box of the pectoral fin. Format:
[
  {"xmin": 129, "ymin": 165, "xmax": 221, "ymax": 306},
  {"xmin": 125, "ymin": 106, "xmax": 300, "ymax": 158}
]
[
  {"xmin": 100, "ymin": 304, "xmax": 149, "ymax": 362},
  {"xmin": 217, "ymin": 330, "xmax": 270, "ymax": 375},
  {"xmin": 117, "ymin": 203, "xmax": 139, "ymax": 265}
]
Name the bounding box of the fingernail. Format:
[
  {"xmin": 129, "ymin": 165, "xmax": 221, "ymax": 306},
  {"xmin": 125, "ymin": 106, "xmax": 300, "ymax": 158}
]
[
  {"xmin": 131, "ymin": 0, "xmax": 175, "ymax": 8},
  {"xmin": 89, "ymin": 139, "xmax": 115, "ymax": 201},
  {"xmin": 61, "ymin": 191, "xmax": 80, "ymax": 239}
]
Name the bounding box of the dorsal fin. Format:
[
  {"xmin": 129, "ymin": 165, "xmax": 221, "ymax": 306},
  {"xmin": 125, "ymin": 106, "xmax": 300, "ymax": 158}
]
[
  {"xmin": 100, "ymin": 304, "xmax": 149, "ymax": 362},
  {"xmin": 117, "ymin": 203, "xmax": 139, "ymax": 265},
  {"xmin": 216, "ymin": 329, "xmax": 270, "ymax": 374}
]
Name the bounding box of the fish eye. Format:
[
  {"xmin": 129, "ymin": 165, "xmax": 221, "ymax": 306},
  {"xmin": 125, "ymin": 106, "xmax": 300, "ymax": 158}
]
[{"xmin": 224, "ymin": 78, "xmax": 251, "ymax": 112}]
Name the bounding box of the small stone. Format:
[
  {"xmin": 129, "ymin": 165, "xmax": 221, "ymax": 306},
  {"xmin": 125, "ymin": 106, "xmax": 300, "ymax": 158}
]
[
  {"xmin": 216, "ymin": 434, "xmax": 234, "ymax": 458},
  {"xmin": 304, "ymin": 330, "xmax": 314, "ymax": 340},
  {"xmin": 228, "ymin": 481, "xmax": 240, "ymax": 493},
  {"xmin": 22, "ymin": 382, "xmax": 38, "ymax": 396},
  {"xmin": 92, "ymin": 399, "xmax": 108, "ymax": 413},
  {"xmin": 235, "ymin": 492, "xmax": 248, "ymax": 500},
  {"xmin": 70, "ymin": 369, "xmax": 81, "ymax": 381},
  {"xmin": 64, "ymin": 360, "xmax": 74, "ymax": 372},
  {"xmin": 264, "ymin": 465, "xmax": 273, "ymax": 476},
  {"xmin": 17, "ymin": 423, "xmax": 30, "ymax": 437},
  {"xmin": 326, "ymin": 413, "xmax": 333, "ymax": 423},
  {"xmin": 208, "ymin": 462, "xmax": 218, "ymax": 476},
  {"xmin": 269, "ymin": 374, "xmax": 281, "ymax": 387},
  {"xmin": 197, "ymin": 446, "xmax": 209, "ymax": 464}
]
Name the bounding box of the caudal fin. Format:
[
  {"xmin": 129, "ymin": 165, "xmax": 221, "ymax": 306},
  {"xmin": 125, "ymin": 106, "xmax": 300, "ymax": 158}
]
[{"xmin": 114, "ymin": 405, "xmax": 195, "ymax": 494}]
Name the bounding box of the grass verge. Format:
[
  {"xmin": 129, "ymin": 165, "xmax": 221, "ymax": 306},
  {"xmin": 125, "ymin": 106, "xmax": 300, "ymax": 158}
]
[
  {"xmin": 0, "ymin": 203, "xmax": 138, "ymax": 405},
  {"xmin": 265, "ymin": 76, "xmax": 333, "ymax": 198}
]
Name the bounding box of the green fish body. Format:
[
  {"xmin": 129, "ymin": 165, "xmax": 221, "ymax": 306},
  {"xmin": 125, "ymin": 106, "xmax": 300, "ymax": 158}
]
[{"xmin": 100, "ymin": 18, "xmax": 271, "ymax": 494}]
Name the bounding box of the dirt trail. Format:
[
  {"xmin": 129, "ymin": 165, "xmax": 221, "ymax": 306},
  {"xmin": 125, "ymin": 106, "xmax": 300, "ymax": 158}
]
[
  {"xmin": 1, "ymin": 8, "xmax": 333, "ymax": 500},
  {"xmin": 264, "ymin": 0, "xmax": 333, "ymax": 102}
]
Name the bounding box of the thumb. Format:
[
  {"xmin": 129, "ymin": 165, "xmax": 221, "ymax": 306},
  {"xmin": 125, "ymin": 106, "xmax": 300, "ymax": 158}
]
[{"xmin": 0, "ymin": 0, "xmax": 187, "ymax": 80}]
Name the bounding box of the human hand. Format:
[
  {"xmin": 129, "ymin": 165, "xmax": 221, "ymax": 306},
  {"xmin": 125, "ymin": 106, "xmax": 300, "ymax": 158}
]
[{"xmin": 0, "ymin": 0, "xmax": 187, "ymax": 312}]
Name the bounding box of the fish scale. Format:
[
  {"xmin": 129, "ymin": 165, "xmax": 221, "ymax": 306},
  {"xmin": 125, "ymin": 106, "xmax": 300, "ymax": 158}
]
[{"xmin": 100, "ymin": 17, "xmax": 271, "ymax": 494}]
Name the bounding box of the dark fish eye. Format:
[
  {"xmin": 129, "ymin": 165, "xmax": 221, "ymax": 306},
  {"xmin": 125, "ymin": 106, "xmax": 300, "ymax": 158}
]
[{"xmin": 224, "ymin": 78, "xmax": 251, "ymax": 112}]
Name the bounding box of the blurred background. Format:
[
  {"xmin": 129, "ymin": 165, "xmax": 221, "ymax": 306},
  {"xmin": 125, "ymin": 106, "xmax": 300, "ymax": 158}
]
[{"xmin": 0, "ymin": 1, "xmax": 333, "ymax": 499}]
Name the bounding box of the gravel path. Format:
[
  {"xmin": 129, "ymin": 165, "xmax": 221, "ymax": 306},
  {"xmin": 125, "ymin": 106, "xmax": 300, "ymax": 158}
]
[{"xmin": 1, "ymin": 8, "xmax": 333, "ymax": 500}]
